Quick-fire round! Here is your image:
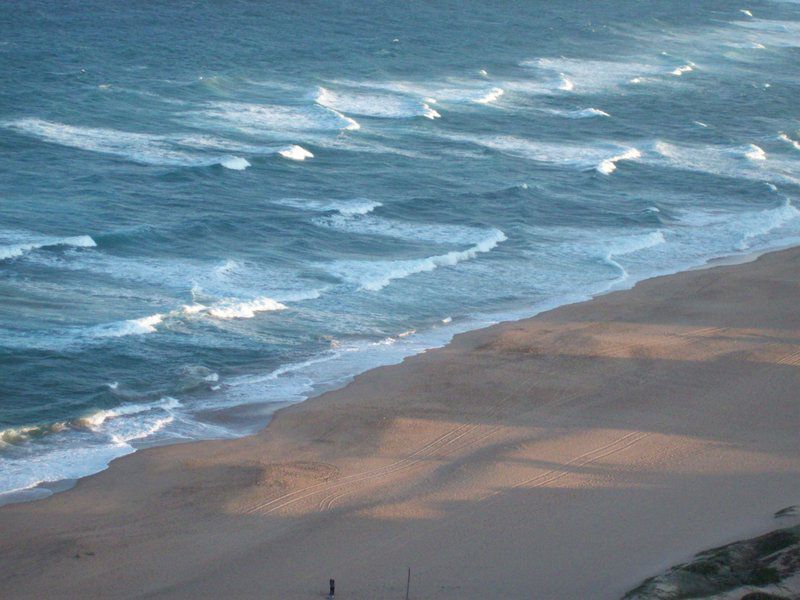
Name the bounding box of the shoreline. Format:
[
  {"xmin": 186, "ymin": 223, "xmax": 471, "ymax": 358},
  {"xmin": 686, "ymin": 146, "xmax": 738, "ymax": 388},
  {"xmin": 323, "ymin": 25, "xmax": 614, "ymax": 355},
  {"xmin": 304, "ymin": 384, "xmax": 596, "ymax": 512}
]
[
  {"xmin": 4, "ymin": 240, "xmax": 798, "ymax": 509},
  {"xmin": 1, "ymin": 245, "xmax": 799, "ymax": 598}
]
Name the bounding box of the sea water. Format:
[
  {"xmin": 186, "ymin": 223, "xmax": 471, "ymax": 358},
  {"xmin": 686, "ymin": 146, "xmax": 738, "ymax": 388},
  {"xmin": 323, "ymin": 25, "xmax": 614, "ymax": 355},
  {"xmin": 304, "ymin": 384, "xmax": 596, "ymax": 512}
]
[{"xmin": 1, "ymin": 0, "xmax": 799, "ymax": 502}]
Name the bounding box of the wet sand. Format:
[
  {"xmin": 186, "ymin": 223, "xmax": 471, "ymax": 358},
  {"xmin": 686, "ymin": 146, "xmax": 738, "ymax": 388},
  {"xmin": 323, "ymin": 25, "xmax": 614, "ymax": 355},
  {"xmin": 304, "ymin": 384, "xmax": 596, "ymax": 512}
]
[{"xmin": 1, "ymin": 247, "xmax": 799, "ymax": 599}]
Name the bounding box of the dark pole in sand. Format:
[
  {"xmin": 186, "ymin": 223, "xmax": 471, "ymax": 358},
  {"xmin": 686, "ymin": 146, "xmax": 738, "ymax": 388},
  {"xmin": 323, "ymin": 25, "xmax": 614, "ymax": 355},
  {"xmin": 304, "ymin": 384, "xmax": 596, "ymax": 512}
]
[{"xmin": 405, "ymin": 567, "xmax": 411, "ymax": 600}]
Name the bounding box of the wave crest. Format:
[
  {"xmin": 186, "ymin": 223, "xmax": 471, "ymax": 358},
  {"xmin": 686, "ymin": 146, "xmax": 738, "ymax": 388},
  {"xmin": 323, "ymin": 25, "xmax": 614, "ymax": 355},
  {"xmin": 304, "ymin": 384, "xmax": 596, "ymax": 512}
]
[
  {"xmin": 329, "ymin": 229, "xmax": 507, "ymax": 291},
  {"xmin": 0, "ymin": 234, "xmax": 96, "ymax": 261}
]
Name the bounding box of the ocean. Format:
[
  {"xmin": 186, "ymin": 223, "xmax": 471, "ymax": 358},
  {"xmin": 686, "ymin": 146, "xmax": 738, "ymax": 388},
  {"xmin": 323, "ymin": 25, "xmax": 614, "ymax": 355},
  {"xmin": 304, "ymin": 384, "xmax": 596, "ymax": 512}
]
[{"xmin": 1, "ymin": 0, "xmax": 798, "ymax": 502}]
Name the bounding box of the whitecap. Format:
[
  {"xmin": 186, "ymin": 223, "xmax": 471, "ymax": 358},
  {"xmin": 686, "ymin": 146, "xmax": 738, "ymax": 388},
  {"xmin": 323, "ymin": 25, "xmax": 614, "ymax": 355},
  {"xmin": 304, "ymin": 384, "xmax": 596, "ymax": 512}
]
[
  {"xmin": 279, "ymin": 145, "xmax": 314, "ymax": 161},
  {"xmin": 778, "ymin": 132, "xmax": 800, "ymax": 151},
  {"xmin": 189, "ymin": 101, "xmax": 359, "ymax": 136},
  {"xmin": 670, "ymin": 63, "xmax": 695, "ymax": 76},
  {"xmin": 314, "ymin": 86, "xmax": 440, "ymax": 119},
  {"xmin": 5, "ymin": 118, "xmax": 256, "ymax": 169},
  {"xmin": 521, "ymin": 57, "xmax": 662, "ymax": 94},
  {"xmin": 597, "ymin": 148, "xmax": 642, "ymax": 175},
  {"xmin": 545, "ymin": 107, "xmax": 610, "ymax": 119},
  {"xmin": 472, "ymin": 87, "xmax": 505, "ymax": 104},
  {"xmin": 220, "ymin": 156, "xmax": 251, "ymax": 170},
  {"xmin": 450, "ymin": 134, "xmax": 640, "ymax": 175},
  {"xmin": 74, "ymin": 397, "xmax": 181, "ymax": 431},
  {"xmin": 275, "ymin": 197, "xmax": 382, "ymax": 216},
  {"xmin": 88, "ymin": 313, "xmax": 164, "ymax": 338},
  {"xmin": 0, "ymin": 234, "xmax": 96, "ymax": 261},
  {"xmin": 206, "ymin": 296, "xmax": 287, "ymax": 319},
  {"xmin": 743, "ymin": 144, "xmax": 766, "ymax": 161},
  {"xmin": 649, "ymin": 140, "xmax": 797, "ymax": 185}
]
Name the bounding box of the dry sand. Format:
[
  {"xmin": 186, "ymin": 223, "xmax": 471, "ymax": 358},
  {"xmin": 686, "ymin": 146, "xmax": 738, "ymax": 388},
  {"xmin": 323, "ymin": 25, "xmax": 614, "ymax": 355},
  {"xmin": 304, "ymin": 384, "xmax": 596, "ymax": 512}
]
[{"xmin": 1, "ymin": 248, "xmax": 799, "ymax": 599}]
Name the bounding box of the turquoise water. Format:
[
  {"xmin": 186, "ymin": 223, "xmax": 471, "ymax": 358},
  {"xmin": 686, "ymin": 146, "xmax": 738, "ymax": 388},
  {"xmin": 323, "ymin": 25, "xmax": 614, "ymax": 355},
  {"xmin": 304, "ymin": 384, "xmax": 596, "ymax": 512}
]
[{"xmin": 1, "ymin": 0, "xmax": 799, "ymax": 501}]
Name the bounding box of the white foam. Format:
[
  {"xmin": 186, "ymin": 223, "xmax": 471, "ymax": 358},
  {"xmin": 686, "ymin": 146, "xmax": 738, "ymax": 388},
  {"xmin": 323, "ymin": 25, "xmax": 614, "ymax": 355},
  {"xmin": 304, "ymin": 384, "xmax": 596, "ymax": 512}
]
[
  {"xmin": 778, "ymin": 133, "xmax": 800, "ymax": 151},
  {"xmin": 279, "ymin": 145, "xmax": 314, "ymax": 161},
  {"xmin": 0, "ymin": 422, "xmax": 67, "ymax": 448},
  {"xmin": 675, "ymin": 199, "xmax": 800, "ymax": 253},
  {"xmin": 275, "ymin": 197, "xmax": 382, "ymax": 216},
  {"xmin": 179, "ymin": 303, "xmax": 208, "ymax": 315},
  {"xmin": 89, "ymin": 313, "xmax": 164, "ymax": 338},
  {"xmin": 545, "ymin": 107, "xmax": 610, "ymax": 119},
  {"xmin": 731, "ymin": 19, "xmax": 800, "ymax": 48},
  {"xmin": 597, "ymin": 148, "xmax": 642, "ymax": 175},
  {"xmin": 740, "ymin": 9, "xmax": 753, "ymax": 16},
  {"xmin": 174, "ymin": 295, "xmax": 294, "ymax": 321},
  {"xmin": 75, "ymin": 397, "xmax": 181, "ymax": 431},
  {"xmin": 521, "ymin": 57, "xmax": 662, "ymax": 94},
  {"xmin": 452, "ymin": 134, "xmax": 640, "ymax": 175},
  {"xmin": 736, "ymin": 199, "xmax": 800, "ymax": 249},
  {"xmin": 313, "ymin": 214, "xmax": 493, "ymax": 246},
  {"xmin": 670, "ymin": 63, "xmax": 695, "ymax": 76},
  {"xmin": 473, "ymin": 87, "xmax": 505, "ymax": 104},
  {"xmin": 0, "ymin": 444, "xmax": 136, "ymax": 500},
  {"xmin": 0, "ymin": 234, "xmax": 96, "ymax": 261},
  {"xmin": 219, "ymin": 156, "xmax": 251, "ymax": 170},
  {"xmin": 207, "ymin": 296, "xmax": 287, "ymax": 319},
  {"xmin": 5, "ymin": 119, "xmax": 256, "ymax": 169},
  {"xmin": 191, "ymin": 101, "xmax": 360, "ymax": 136},
  {"xmin": 314, "ymin": 86, "xmax": 440, "ymax": 119},
  {"xmin": 329, "ymin": 228, "xmax": 507, "ymax": 291},
  {"xmin": 743, "ymin": 144, "xmax": 766, "ymax": 161},
  {"xmin": 649, "ymin": 140, "xmax": 798, "ymax": 185},
  {"xmin": 602, "ymin": 231, "xmax": 667, "ymax": 281}
]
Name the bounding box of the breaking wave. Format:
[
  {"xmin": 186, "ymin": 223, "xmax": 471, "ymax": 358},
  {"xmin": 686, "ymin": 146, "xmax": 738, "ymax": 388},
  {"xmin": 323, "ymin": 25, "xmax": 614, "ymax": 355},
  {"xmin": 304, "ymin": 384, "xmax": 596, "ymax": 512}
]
[
  {"xmin": 597, "ymin": 148, "xmax": 642, "ymax": 175},
  {"xmin": 472, "ymin": 87, "xmax": 505, "ymax": 104},
  {"xmin": 189, "ymin": 101, "xmax": 360, "ymax": 135},
  {"xmin": 545, "ymin": 107, "xmax": 610, "ymax": 119},
  {"xmin": 313, "ymin": 214, "xmax": 502, "ymax": 246},
  {"xmin": 601, "ymin": 231, "xmax": 667, "ymax": 281},
  {"xmin": 521, "ymin": 57, "xmax": 662, "ymax": 94},
  {"xmin": 5, "ymin": 118, "xmax": 252, "ymax": 169},
  {"xmin": 314, "ymin": 86, "xmax": 440, "ymax": 119},
  {"xmin": 0, "ymin": 234, "xmax": 96, "ymax": 261},
  {"xmin": 279, "ymin": 145, "xmax": 314, "ymax": 160},
  {"xmin": 86, "ymin": 295, "xmax": 288, "ymax": 339},
  {"xmin": 275, "ymin": 197, "xmax": 382, "ymax": 216},
  {"xmin": 328, "ymin": 228, "xmax": 507, "ymax": 291},
  {"xmin": 778, "ymin": 132, "xmax": 800, "ymax": 151},
  {"xmin": 649, "ymin": 140, "xmax": 797, "ymax": 184},
  {"xmin": 452, "ymin": 134, "xmax": 641, "ymax": 174},
  {"xmin": 670, "ymin": 62, "xmax": 695, "ymax": 76}
]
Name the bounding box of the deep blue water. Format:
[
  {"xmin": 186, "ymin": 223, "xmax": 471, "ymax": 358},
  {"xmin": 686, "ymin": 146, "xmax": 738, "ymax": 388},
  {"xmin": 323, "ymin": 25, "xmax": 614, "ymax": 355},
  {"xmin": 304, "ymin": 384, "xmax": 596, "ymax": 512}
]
[{"xmin": 1, "ymin": 0, "xmax": 799, "ymax": 501}]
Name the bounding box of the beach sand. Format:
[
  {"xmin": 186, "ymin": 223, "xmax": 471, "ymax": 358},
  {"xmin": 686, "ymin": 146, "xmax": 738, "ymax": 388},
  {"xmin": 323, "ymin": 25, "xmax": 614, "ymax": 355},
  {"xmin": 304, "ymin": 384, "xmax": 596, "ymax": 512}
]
[{"xmin": 1, "ymin": 248, "xmax": 799, "ymax": 599}]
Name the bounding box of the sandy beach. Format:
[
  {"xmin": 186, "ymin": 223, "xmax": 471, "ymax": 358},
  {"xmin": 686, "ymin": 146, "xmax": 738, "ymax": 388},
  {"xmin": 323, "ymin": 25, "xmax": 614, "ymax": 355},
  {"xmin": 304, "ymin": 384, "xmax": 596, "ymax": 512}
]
[{"xmin": 1, "ymin": 247, "xmax": 798, "ymax": 599}]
